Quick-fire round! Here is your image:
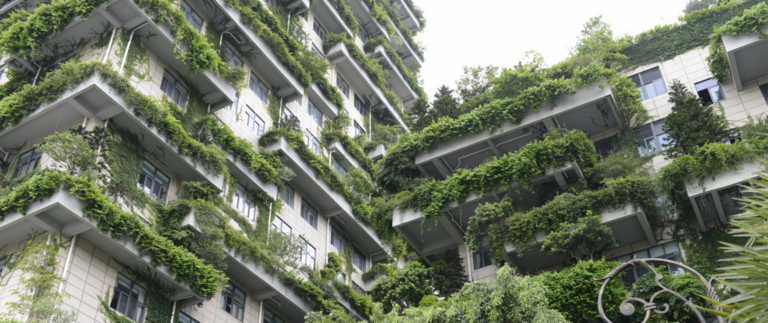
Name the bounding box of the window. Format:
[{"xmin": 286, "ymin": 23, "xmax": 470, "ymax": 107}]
[
  {"xmin": 759, "ymin": 83, "xmax": 768, "ymax": 105},
  {"xmin": 313, "ymin": 19, "xmax": 326, "ymax": 41},
  {"xmin": 264, "ymin": 309, "xmax": 285, "ymax": 323},
  {"xmin": 354, "ymin": 121, "xmax": 366, "ymax": 137},
  {"xmin": 336, "ymin": 271, "xmax": 346, "ymax": 282},
  {"xmin": 0, "ymin": 257, "xmax": 6, "ymax": 278},
  {"xmin": 178, "ymin": 312, "xmax": 199, "ymax": 323},
  {"xmin": 291, "ymin": 22, "xmax": 306, "ymax": 44},
  {"xmin": 333, "ymin": 158, "xmax": 347, "ymax": 176},
  {"xmin": 311, "ymin": 43, "xmax": 325, "ymax": 59},
  {"xmin": 301, "ymin": 199, "xmax": 318, "ymax": 229},
  {"xmin": 220, "ymin": 283, "xmax": 246, "ymax": 320},
  {"xmin": 305, "ymin": 130, "xmax": 322, "ymax": 155},
  {"xmin": 300, "ymin": 238, "xmax": 316, "ymax": 268},
  {"xmin": 354, "ymin": 95, "xmax": 365, "ymax": 115},
  {"xmin": 308, "ymin": 100, "xmax": 323, "ymax": 127},
  {"xmin": 610, "ymin": 242, "xmax": 683, "ymax": 284},
  {"xmin": 110, "ymin": 274, "xmax": 146, "ymax": 322},
  {"xmin": 352, "ymin": 282, "xmax": 365, "ymax": 295},
  {"xmin": 245, "ymin": 107, "xmax": 265, "ymax": 136},
  {"xmin": 634, "ymin": 120, "xmax": 669, "ymax": 156},
  {"xmin": 337, "ymin": 74, "xmax": 349, "ymax": 98},
  {"xmin": 14, "ymin": 148, "xmax": 42, "ymax": 178},
  {"xmin": 249, "ymin": 72, "xmax": 269, "ymax": 104},
  {"xmin": 272, "ymin": 215, "xmax": 292, "ymax": 235},
  {"xmin": 473, "ymin": 238, "xmax": 492, "ymax": 270},
  {"xmin": 331, "ymin": 227, "xmax": 346, "ymax": 252},
  {"xmin": 595, "ymin": 136, "xmax": 619, "ymax": 159},
  {"xmin": 279, "ymin": 184, "xmax": 295, "ymax": 208},
  {"xmin": 161, "ymin": 70, "xmax": 188, "ymax": 108},
  {"xmin": 352, "ymin": 247, "xmax": 366, "ymax": 271},
  {"xmin": 695, "ymin": 79, "xmax": 725, "ymax": 104},
  {"xmin": 357, "ymin": 27, "xmax": 367, "ymax": 43},
  {"xmin": 223, "ymin": 46, "xmax": 244, "ymax": 68},
  {"xmin": 180, "ymin": 0, "xmax": 203, "ymax": 32},
  {"xmin": 0, "ymin": 65, "xmax": 5, "ymax": 80},
  {"xmin": 138, "ymin": 160, "xmax": 170, "ymax": 202},
  {"xmin": 229, "ymin": 96, "xmax": 239, "ymax": 113},
  {"xmin": 232, "ymin": 184, "xmax": 256, "ymax": 221},
  {"xmin": 630, "ymin": 67, "xmax": 667, "ymax": 100}
]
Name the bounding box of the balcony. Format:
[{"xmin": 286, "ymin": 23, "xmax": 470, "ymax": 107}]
[
  {"xmin": 721, "ymin": 22, "xmax": 768, "ymax": 91},
  {"xmin": 415, "ymin": 83, "xmax": 621, "ymax": 179},
  {"xmin": 311, "ymin": 0, "xmax": 354, "ymax": 39},
  {"xmin": 0, "ymin": 74, "xmax": 226, "ymax": 189},
  {"xmin": 369, "ymin": 45, "xmax": 418, "ymax": 106},
  {"xmin": 686, "ymin": 161, "xmax": 761, "ymax": 231},
  {"xmin": 368, "ymin": 143, "xmax": 386, "ymax": 160},
  {"xmin": 279, "ymin": 0, "xmax": 309, "ymax": 15},
  {"xmin": 326, "ymin": 42, "xmax": 409, "ymax": 130},
  {"xmin": 264, "ymin": 137, "xmax": 387, "ymax": 256},
  {"xmin": 393, "ymin": 0, "xmax": 420, "ymax": 32},
  {"xmin": 502, "ymin": 203, "xmax": 656, "ymax": 272},
  {"xmin": 329, "ymin": 142, "xmax": 362, "ymax": 170},
  {"xmin": 391, "ymin": 22, "xmax": 422, "ymax": 68},
  {"xmin": 306, "ymin": 83, "xmax": 340, "ymax": 119},
  {"xmin": 188, "ymin": 0, "xmax": 305, "ymax": 102},
  {"xmin": 224, "ymin": 152, "xmax": 279, "ymax": 199},
  {"xmin": 0, "ymin": 189, "xmax": 207, "ymax": 304},
  {"xmin": 392, "ymin": 162, "xmax": 584, "ymax": 262},
  {"xmin": 347, "ymin": 0, "xmax": 391, "ymax": 41}
]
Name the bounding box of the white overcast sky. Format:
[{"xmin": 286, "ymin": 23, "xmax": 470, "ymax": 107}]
[{"xmin": 417, "ymin": 0, "xmax": 690, "ymax": 98}]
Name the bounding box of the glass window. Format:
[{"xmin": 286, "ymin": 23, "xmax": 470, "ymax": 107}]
[
  {"xmin": 0, "ymin": 257, "xmax": 6, "ymax": 278},
  {"xmin": 305, "ymin": 130, "xmax": 322, "ymax": 155},
  {"xmin": 244, "ymin": 106, "xmax": 265, "ymax": 136},
  {"xmin": 595, "ymin": 136, "xmax": 619, "ymax": 159},
  {"xmin": 357, "ymin": 27, "xmax": 367, "ymax": 43},
  {"xmin": 352, "ymin": 282, "xmax": 366, "ymax": 294},
  {"xmin": 137, "ymin": 160, "xmax": 170, "ymax": 202},
  {"xmin": 354, "ymin": 121, "xmax": 366, "ymax": 137},
  {"xmin": 760, "ymin": 83, "xmax": 768, "ymax": 105},
  {"xmin": 178, "ymin": 312, "xmax": 200, "ymax": 323},
  {"xmin": 223, "ymin": 46, "xmax": 244, "ymax": 68},
  {"xmin": 110, "ymin": 274, "xmax": 146, "ymax": 322},
  {"xmin": 14, "ymin": 148, "xmax": 42, "ymax": 178},
  {"xmin": 232, "ymin": 184, "xmax": 256, "ymax": 221},
  {"xmin": 610, "ymin": 242, "xmax": 683, "ymax": 284},
  {"xmin": 264, "ymin": 309, "xmax": 285, "ymax": 323},
  {"xmin": 331, "ymin": 227, "xmax": 346, "ymax": 252},
  {"xmin": 634, "ymin": 120, "xmax": 668, "ymax": 157},
  {"xmin": 629, "ymin": 67, "xmax": 667, "ymax": 100},
  {"xmin": 300, "ymin": 238, "xmax": 316, "ymax": 268},
  {"xmin": 333, "ymin": 158, "xmax": 347, "ymax": 176},
  {"xmin": 354, "ymin": 95, "xmax": 365, "ymax": 115},
  {"xmin": 0, "ymin": 65, "xmax": 6, "ymax": 80},
  {"xmin": 272, "ymin": 215, "xmax": 292, "ymax": 235},
  {"xmin": 160, "ymin": 70, "xmax": 188, "ymax": 108},
  {"xmin": 718, "ymin": 185, "xmax": 753, "ymax": 217},
  {"xmin": 311, "ymin": 43, "xmax": 325, "ymax": 59},
  {"xmin": 313, "ymin": 18, "xmax": 327, "ymax": 41},
  {"xmin": 229, "ymin": 96, "xmax": 239, "ymax": 113},
  {"xmin": 473, "ymin": 238, "xmax": 493, "ymax": 270},
  {"xmin": 220, "ymin": 283, "xmax": 246, "ymax": 321},
  {"xmin": 336, "ymin": 74, "xmax": 349, "ymax": 98},
  {"xmin": 301, "ymin": 199, "xmax": 318, "ymax": 229},
  {"xmin": 308, "ymin": 100, "xmax": 323, "ymax": 127},
  {"xmin": 352, "ymin": 247, "xmax": 366, "ymax": 271},
  {"xmin": 695, "ymin": 79, "xmax": 725, "ymax": 104},
  {"xmin": 279, "ymin": 184, "xmax": 295, "ymax": 208},
  {"xmin": 180, "ymin": 0, "xmax": 203, "ymax": 32},
  {"xmin": 249, "ymin": 72, "xmax": 269, "ymax": 104},
  {"xmin": 695, "ymin": 193, "xmax": 719, "ymax": 223}
]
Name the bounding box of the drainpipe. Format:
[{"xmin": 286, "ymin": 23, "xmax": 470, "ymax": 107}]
[
  {"xmin": 277, "ymin": 96, "xmax": 284, "ymax": 128},
  {"xmin": 119, "ymin": 22, "xmax": 149, "ymax": 75},
  {"xmin": 266, "ymin": 201, "xmax": 274, "ymax": 245},
  {"xmin": 96, "ymin": 118, "xmax": 109, "ymax": 158},
  {"xmin": 102, "ymin": 27, "xmax": 118, "ymax": 64},
  {"xmin": 465, "ymin": 247, "xmax": 473, "ymax": 282},
  {"xmin": 169, "ymin": 300, "xmax": 177, "ymax": 323},
  {"xmin": 259, "ymin": 299, "xmax": 264, "ymax": 323},
  {"xmin": 57, "ymin": 235, "xmax": 78, "ymax": 293},
  {"xmin": 31, "ymin": 62, "xmax": 42, "ymax": 86},
  {"xmin": 368, "ymin": 105, "xmax": 372, "ymax": 142}
]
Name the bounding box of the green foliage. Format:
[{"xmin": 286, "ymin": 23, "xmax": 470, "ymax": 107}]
[
  {"xmin": 370, "ymin": 261, "xmax": 432, "ymax": 312},
  {"xmin": 369, "ymin": 122, "xmax": 401, "ymax": 148},
  {"xmin": 362, "ymin": 0, "xmax": 424, "ymax": 61},
  {"xmin": 662, "ymin": 80, "xmax": 731, "ymax": 157},
  {"xmin": 541, "ymin": 213, "xmax": 618, "ymax": 260},
  {"xmin": 417, "ymin": 295, "xmax": 437, "ymax": 307},
  {"xmin": 328, "ymin": 0, "xmax": 359, "ymax": 34},
  {"xmin": 37, "ymin": 131, "xmax": 98, "ymax": 176},
  {"xmin": 629, "ymin": 269, "xmax": 711, "ymax": 323},
  {"xmin": 362, "ymin": 262, "xmax": 394, "ymax": 281},
  {"xmin": 104, "ymin": 129, "xmax": 150, "ymax": 207},
  {"xmin": 571, "ymin": 16, "xmax": 627, "ymax": 69},
  {"xmin": 536, "ymin": 259, "xmax": 627, "ymax": 323},
  {"xmin": 707, "ymin": 2, "xmax": 768, "ymax": 83},
  {"xmin": 586, "ymin": 149, "xmax": 652, "ymax": 185},
  {"xmin": 364, "ymin": 37, "xmax": 426, "ymax": 99},
  {"xmin": 455, "ymin": 65, "xmax": 499, "ymax": 103},
  {"xmin": 428, "ymin": 85, "xmax": 462, "ymax": 120},
  {"xmin": 321, "ymin": 126, "xmax": 375, "ymax": 172},
  {"xmin": 429, "ymin": 248, "xmax": 467, "ymax": 298}
]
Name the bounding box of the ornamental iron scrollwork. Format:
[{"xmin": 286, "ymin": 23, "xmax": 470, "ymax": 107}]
[{"xmin": 595, "ymin": 258, "xmax": 724, "ymax": 323}]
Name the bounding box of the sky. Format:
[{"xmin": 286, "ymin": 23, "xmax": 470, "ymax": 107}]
[{"xmin": 416, "ymin": 0, "xmax": 690, "ymax": 98}]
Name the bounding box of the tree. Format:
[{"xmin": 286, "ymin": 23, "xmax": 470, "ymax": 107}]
[
  {"xmin": 37, "ymin": 131, "xmax": 97, "ymax": 176},
  {"xmin": 429, "ymin": 86, "xmax": 462, "ymax": 121},
  {"xmin": 662, "ymin": 80, "xmax": 730, "ymax": 157},
  {"xmin": 571, "ymin": 16, "xmax": 626, "ymax": 68},
  {"xmin": 406, "ymin": 96, "xmax": 431, "ymax": 131},
  {"xmin": 537, "ymin": 259, "xmax": 627, "ymax": 323},
  {"xmin": 683, "ymin": 0, "xmax": 718, "ymax": 14},
  {"xmin": 455, "ymin": 65, "xmax": 498, "ymax": 103},
  {"xmin": 542, "ymin": 213, "xmax": 617, "ymax": 260},
  {"xmin": 370, "ymin": 261, "xmax": 432, "ymax": 312},
  {"xmin": 489, "ymin": 51, "xmax": 547, "ymax": 100},
  {"xmin": 429, "ymin": 249, "xmax": 467, "ymax": 298},
  {"xmin": 631, "ymin": 269, "xmax": 711, "ymax": 323}
]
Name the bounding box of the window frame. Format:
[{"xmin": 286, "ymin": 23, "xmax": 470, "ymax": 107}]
[
  {"xmin": 272, "ymin": 215, "xmax": 292, "ymax": 235},
  {"xmin": 110, "ymin": 273, "xmax": 147, "ymax": 323},
  {"xmin": 331, "ymin": 227, "xmax": 346, "ymax": 252},
  {"xmin": 137, "ymin": 159, "xmax": 170, "ymax": 203},
  {"xmin": 336, "ymin": 74, "xmax": 350, "ymax": 98},
  {"xmin": 304, "ymin": 129, "xmax": 322, "ymax": 155},
  {"xmin": 244, "ymin": 106, "xmax": 265, "ymax": 136},
  {"xmin": 222, "ymin": 45, "xmax": 244, "ymax": 68},
  {"xmin": 0, "ymin": 257, "xmax": 6, "ymax": 278},
  {"xmin": 248, "ymin": 72, "xmax": 269, "ymax": 104},
  {"xmin": 180, "ymin": 0, "xmax": 204, "ymax": 32},
  {"xmin": 759, "ymin": 83, "xmax": 768, "ymax": 105},
  {"xmin": 354, "ymin": 121, "xmax": 366, "ymax": 137},
  {"xmin": 220, "ymin": 283, "xmax": 246, "ymax": 321},
  {"xmin": 354, "ymin": 95, "xmax": 365, "ymax": 115},
  {"xmin": 630, "ymin": 67, "xmax": 667, "ymax": 100},
  {"xmin": 352, "ymin": 247, "xmax": 366, "ymax": 271},
  {"xmin": 301, "ymin": 199, "xmax": 318, "ymax": 229},
  {"xmin": 313, "ymin": 18, "xmax": 327, "ymax": 40},
  {"xmin": 609, "ymin": 242, "xmax": 683, "ymax": 284},
  {"xmin": 634, "ymin": 120, "xmax": 668, "ymax": 157},
  {"xmin": 308, "ymin": 100, "xmax": 323, "ymax": 127},
  {"xmin": 178, "ymin": 312, "xmax": 200, "ymax": 323},
  {"xmin": 311, "ymin": 43, "xmax": 325, "ymax": 59},
  {"xmin": 279, "ymin": 184, "xmax": 295, "ymax": 208},
  {"xmin": 694, "ymin": 78, "xmax": 725, "ymax": 104},
  {"xmin": 264, "ymin": 308, "xmax": 286, "ymax": 323},
  {"xmin": 233, "ymin": 183, "xmax": 256, "ymax": 221},
  {"xmin": 595, "ymin": 136, "xmax": 619, "ymax": 159},
  {"xmin": 14, "ymin": 147, "xmax": 42, "ymax": 178},
  {"xmin": 473, "ymin": 238, "xmax": 492, "ymax": 270},
  {"xmin": 160, "ymin": 70, "xmax": 188, "ymax": 109},
  {"xmin": 300, "ymin": 238, "xmax": 316, "ymax": 268},
  {"xmin": 332, "ymin": 158, "xmax": 347, "ymax": 176}
]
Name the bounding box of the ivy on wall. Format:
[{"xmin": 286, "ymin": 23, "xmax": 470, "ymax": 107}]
[{"xmin": 707, "ymin": 2, "xmax": 768, "ymax": 83}]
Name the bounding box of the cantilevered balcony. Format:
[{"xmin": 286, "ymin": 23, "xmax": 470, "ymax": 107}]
[
  {"xmin": 0, "ymin": 74, "xmax": 226, "ymax": 189},
  {"xmin": 415, "ymin": 83, "xmax": 622, "ymax": 179},
  {"xmin": 311, "ymin": 0, "xmax": 355, "ymax": 39},
  {"xmin": 721, "ymin": 22, "xmax": 768, "ymax": 91},
  {"xmin": 0, "ymin": 189, "xmax": 207, "ymax": 304},
  {"xmin": 502, "ymin": 203, "xmax": 656, "ymax": 272},
  {"xmin": 278, "ymin": 0, "xmax": 310, "ymax": 15},
  {"xmin": 393, "ymin": 0, "xmax": 420, "ymax": 32},
  {"xmin": 329, "ymin": 142, "xmax": 362, "ymax": 170},
  {"xmin": 347, "ymin": 0, "xmax": 391, "ymax": 41},
  {"xmin": 687, "ymin": 161, "xmax": 761, "ymax": 231},
  {"xmin": 392, "ymin": 163, "xmax": 584, "ymax": 262},
  {"xmin": 369, "ymin": 45, "xmax": 418, "ymax": 106},
  {"xmin": 391, "ymin": 23, "xmax": 422, "ymax": 68},
  {"xmin": 224, "ymin": 152, "xmax": 279, "ymax": 199},
  {"xmin": 368, "ymin": 144, "xmax": 386, "ymax": 160},
  {"xmin": 306, "ymin": 83, "xmax": 340, "ymax": 119},
  {"xmin": 265, "ymin": 137, "xmax": 387, "ymax": 258},
  {"xmin": 326, "ymin": 42, "xmax": 409, "ymax": 130}
]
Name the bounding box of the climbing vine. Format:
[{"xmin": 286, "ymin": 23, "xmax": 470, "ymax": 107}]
[{"xmin": 707, "ymin": 2, "xmax": 768, "ymax": 83}]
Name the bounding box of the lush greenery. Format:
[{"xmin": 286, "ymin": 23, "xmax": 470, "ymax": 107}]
[
  {"xmin": 707, "ymin": 2, "xmax": 768, "ymax": 83},
  {"xmin": 662, "ymin": 80, "xmax": 731, "ymax": 157},
  {"xmin": 541, "ymin": 213, "xmax": 617, "ymax": 260},
  {"xmin": 364, "ymin": 36, "xmax": 426, "ymax": 99},
  {"xmin": 370, "ymin": 261, "xmax": 433, "ymax": 312}
]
